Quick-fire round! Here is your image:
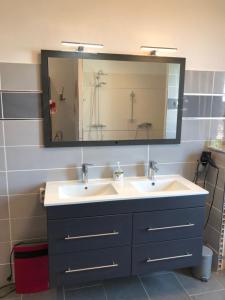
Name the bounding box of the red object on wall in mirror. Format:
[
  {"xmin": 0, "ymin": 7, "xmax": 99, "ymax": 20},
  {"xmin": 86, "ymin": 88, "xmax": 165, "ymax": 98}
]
[{"xmin": 49, "ymin": 99, "xmax": 57, "ymax": 114}]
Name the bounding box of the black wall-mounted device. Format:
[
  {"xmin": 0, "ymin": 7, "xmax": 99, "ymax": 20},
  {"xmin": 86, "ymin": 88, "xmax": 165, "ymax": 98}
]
[{"xmin": 200, "ymin": 151, "xmax": 217, "ymax": 169}]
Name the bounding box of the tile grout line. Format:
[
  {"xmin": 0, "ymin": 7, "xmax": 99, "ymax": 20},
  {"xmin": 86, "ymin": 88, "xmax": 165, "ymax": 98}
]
[
  {"xmin": 102, "ymin": 283, "xmax": 109, "ymax": 300},
  {"xmin": 1, "ymin": 120, "xmax": 13, "ymax": 251},
  {"xmin": 207, "ymin": 223, "xmax": 223, "ymax": 235},
  {"xmin": 65, "ymin": 282, "xmax": 102, "ymax": 292},
  {"xmin": 205, "ymin": 202, "xmax": 223, "ymax": 215},
  {"xmin": 5, "ymin": 161, "xmax": 198, "ymax": 172},
  {"xmin": 137, "ymin": 275, "xmax": 152, "ymax": 300},
  {"xmin": 188, "ymin": 288, "xmax": 225, "ymax": 297},
  {"xmin": 0, "ymin": 215, "xmax": 47, "ymax": 222},
  {"xmin": 206, "ymin": 181, "xmax": 224, "ymax": 192},
  {"xmin": 0, "ymin": 91, "xmax": 3, "ymax": 119},
  {"xmin": 208, "ymin": 71, "xmax": 215, "ymax": 141},
  {"xmin": 205, "ymin": 243, "xmax": 219, "ymax": 256},
  {"xmin": 63, "ymin": 286, "xmax": 66, "ymax": 300},
  {"xmin": 172, "ymin": 272, "xmax": 192, "ymax": 299}
]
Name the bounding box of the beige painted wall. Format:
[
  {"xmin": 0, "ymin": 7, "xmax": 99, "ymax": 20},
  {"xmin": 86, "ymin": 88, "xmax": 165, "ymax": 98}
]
[{"xmin": 0, "ymin": 0, "xmax": 225, "ymax": 70}]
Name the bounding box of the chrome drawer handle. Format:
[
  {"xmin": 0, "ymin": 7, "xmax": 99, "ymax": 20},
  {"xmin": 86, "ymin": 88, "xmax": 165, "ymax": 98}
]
[
  {"xmin": 65, "ymin": 261, "xmax": 119, "ymax": 274},
  {"xmin": 147, "ymin": 223, "xmax": 194, "ymax": 231},
  {"xmin": 146, "ymin": 253, "xmax": 192, "ymax": 263},
  {"xmin": 64, "ymin": 230, "xmax": 119, "ymax": 240}
]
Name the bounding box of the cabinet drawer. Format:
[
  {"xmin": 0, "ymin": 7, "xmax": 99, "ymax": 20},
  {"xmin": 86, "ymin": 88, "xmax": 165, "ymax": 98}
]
[
  {"xmin": 48, "ymin": 214, "xmax": 132, "ymax": 254},
  {"xmin": 132, "ymin": 237, "xmax": 202, "ymax": 275},
  {"xmin": 49, "ymin": 246, "xmax": 131, "ymax": 287},
  {"xmin": 133, "ymin": 207, "xmax": 204, "ymax": 244}
]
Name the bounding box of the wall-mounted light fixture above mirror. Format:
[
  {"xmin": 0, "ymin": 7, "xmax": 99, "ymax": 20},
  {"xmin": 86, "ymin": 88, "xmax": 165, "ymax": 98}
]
[
  {"xmin": 41, "ymin": 50, "xmax": 185, "ymax": 147},
  {"xmin": 140, "ymin": 46, "xmax": 178, "ymax": 56},
  {"xmin": 61, "ymin": 41, "xmax": 104, "ymax": 52}
]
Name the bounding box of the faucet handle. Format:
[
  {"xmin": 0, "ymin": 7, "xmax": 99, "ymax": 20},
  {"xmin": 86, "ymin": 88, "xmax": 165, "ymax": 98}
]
[
  {"xmin": 82, "ymin": 163, "xmax": 93, "ymax": 171},
  {"xmin": 149, "ymin": 161, "xmax": 158, "ymax": 171}
]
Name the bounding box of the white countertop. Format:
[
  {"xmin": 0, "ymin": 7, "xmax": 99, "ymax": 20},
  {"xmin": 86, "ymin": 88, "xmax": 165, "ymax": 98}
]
[{"xmin": 44, "ymin": 175, "xmax": 208, "ymax": 207}]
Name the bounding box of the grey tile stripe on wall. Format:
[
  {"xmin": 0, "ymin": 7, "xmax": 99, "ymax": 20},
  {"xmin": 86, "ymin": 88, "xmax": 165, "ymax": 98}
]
[{"xmin": 0, "ymin": 62, "xmax": 225, "ymax": 290}]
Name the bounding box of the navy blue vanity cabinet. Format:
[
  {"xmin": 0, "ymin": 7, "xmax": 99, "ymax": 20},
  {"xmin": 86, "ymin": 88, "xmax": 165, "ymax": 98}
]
[
  {"xmin": 48, "ymin": 214, "xmax": 132, "ymax": 254},
  {"xmin": 133, "ymin": 207, "xmax": 204, "ymax": 244},
  {"xmin": 50, "ymin": 246, "xmax": 131, "ymax": 287},
  {"xmin": 132, "ymin": 238, "xmax": 202, "ymax": 275},
  {"xmin": 47, "ymin": 195, "xmax": 205, "ymax": 287}
]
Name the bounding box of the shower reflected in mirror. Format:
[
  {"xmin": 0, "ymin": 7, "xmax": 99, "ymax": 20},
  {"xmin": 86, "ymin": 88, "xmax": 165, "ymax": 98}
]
[{"xmin": 43, "ymin": 51, "xmax": 185, "ymax": 146}]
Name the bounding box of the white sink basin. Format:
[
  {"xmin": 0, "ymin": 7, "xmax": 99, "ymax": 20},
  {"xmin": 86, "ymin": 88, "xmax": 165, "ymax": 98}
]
[
  {"xmin": 131, "ymin": 178, "xmax": 191, "ymax": 193},
  {"xmin": 44, "ymin": 175, "xmax": 208, "ymax": 206},
  {"xmin": 59, "ymin": 182, "xmax": 118, "ymax": 199}
]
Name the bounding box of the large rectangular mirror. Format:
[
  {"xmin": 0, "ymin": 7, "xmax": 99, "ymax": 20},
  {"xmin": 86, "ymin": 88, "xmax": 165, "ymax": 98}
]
[{"xmin": 41, "ymin": 51, "xmax": 185, "ymax": 147}]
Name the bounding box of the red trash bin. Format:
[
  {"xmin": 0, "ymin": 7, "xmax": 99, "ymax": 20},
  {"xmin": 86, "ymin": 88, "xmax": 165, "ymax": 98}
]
[{"xmin": 14, "ymin": 242, "xmax": 49, "ymax": 294}]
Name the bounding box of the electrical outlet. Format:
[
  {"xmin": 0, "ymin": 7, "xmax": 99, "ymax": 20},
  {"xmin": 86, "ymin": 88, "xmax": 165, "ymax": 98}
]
[{"xmin": 39, "ymin": 187, "xmax": 45, "ymax": 204}]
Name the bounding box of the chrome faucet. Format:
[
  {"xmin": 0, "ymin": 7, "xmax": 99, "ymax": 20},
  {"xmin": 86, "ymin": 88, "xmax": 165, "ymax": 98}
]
[
  {"xmin": 82, "ymin": 163, "xmax": 93, "ymax": 185},
  {"xmin": 147, "ymin": 161, "xmax": 158, "ymax": 181}
]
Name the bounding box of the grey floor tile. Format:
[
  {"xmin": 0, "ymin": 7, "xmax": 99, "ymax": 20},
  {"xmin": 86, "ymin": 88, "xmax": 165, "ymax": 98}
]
[
  {"xmin": 65, "ymin": 281, "xmax": 103, "ymax": 291},
  {"xmin": 140, "ymin": 272, "xmax": 190, "ymax": 300},
  {"xmin": 22, "ymin": 288, "xmax": 57, "ymax": 299},
  {"xmin": 175, "ymin": 269, "xmax": 224, "ymax": 296},
  {"xmin": 214, "ymin": 270, "xmax": 225, "ymax": 288},
  {"xmin": 104, "ymin": 276, "xmax": 148, "ymax": 300},
  {"xmin": 56, "ymin": 287, "xmax": 64, "ymax": 300},
  {"xmin": 65, "ymin": 284, "xmax": 106, "ymax": 300},
  {"xmin": 191, "ymin": 290, "xmax": 225, "ymax": 300},
  {"xmin": 0, "ymin": 286, "xmax": 20, "ymax": 299}
]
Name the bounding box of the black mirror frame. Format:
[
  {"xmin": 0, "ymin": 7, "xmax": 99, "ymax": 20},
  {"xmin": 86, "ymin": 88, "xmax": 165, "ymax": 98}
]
[{"xmin": 41, "ymin": 50, "xmax": 185, "ymax": 147}]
